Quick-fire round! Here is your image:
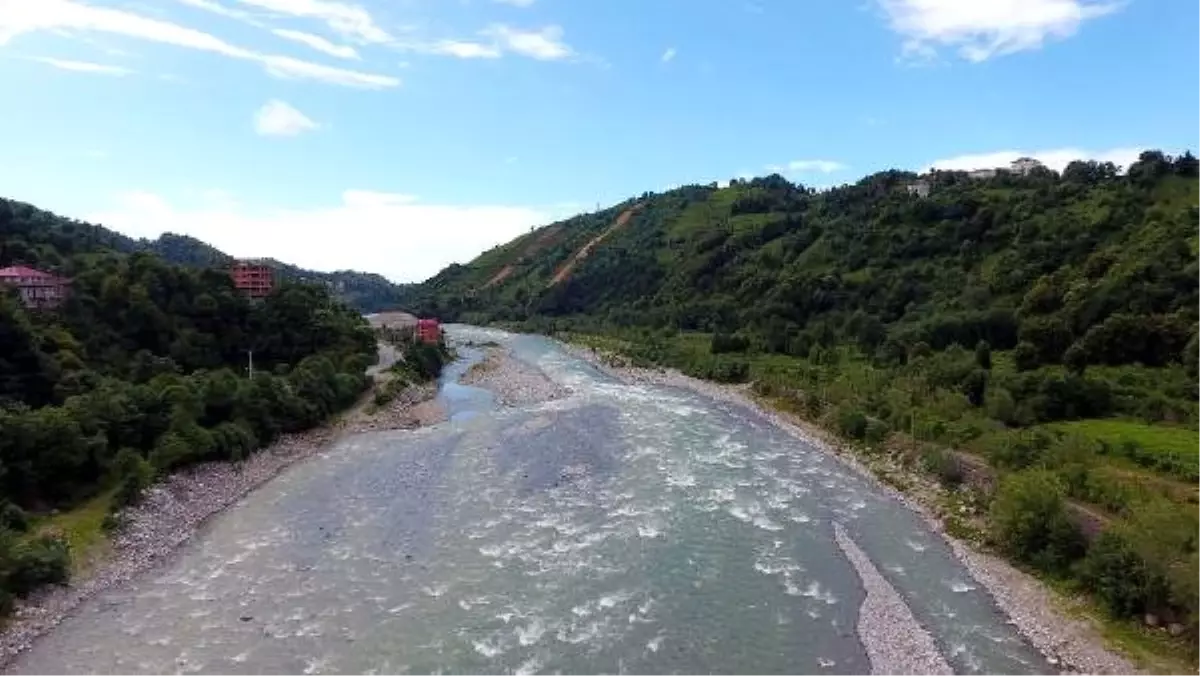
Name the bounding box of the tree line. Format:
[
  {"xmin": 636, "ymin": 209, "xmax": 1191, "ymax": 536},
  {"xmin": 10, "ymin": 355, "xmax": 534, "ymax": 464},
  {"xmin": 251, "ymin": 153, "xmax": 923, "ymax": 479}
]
[{"xmin": 0, "ymin": 199, "xmax": 378, "ymax": 612}]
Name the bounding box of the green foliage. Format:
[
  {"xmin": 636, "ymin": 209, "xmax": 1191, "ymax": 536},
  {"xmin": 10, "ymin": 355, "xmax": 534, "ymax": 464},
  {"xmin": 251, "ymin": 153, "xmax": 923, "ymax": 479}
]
[
  {"xmin": 0, "ymin": 197, "xmax": 378, "ymax": 609},
  {"xmin": 989, "ymin": 470, "xmax": 1086, "ymax": 572}
]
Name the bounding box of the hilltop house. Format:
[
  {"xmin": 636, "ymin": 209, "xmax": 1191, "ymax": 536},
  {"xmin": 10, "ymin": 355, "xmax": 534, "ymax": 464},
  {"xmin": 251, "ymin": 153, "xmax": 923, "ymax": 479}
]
[
  {"xmin": 230, "ymin": 259, "xmax": 275, "ymax": 298},
  {"xmin": 0, "ymin": 265, "xmax": 70, "ymax": 309},
  {"xmin": 1010, "ymin": 157, "xmax": 1045, "ymax": 175}
]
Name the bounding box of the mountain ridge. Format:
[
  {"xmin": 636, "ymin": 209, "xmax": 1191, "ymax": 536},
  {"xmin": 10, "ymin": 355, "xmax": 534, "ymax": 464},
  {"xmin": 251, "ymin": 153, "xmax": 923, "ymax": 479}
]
[{"xmin": 0, "ymin": 199, "xmax": 411, "ymax": 314}]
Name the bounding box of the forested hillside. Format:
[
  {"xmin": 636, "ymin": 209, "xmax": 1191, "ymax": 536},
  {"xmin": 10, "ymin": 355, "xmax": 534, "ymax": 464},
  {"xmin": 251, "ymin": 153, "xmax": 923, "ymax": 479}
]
[
  {"xmin": 0, "ymin": 199, "xmax": 378, "ymax": 610},
  {"xmin": 407, "ymin": 150, "xmax": 1200, "ymax": 659},
  {"xmin": 0, "ymin": 200, "xmax": 410, "ymax": 314}
]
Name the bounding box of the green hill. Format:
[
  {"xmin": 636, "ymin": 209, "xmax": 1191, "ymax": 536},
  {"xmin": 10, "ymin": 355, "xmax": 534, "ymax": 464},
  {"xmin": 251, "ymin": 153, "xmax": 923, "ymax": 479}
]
[
  {"xmin": 406, "ymin": 149, "xmax": 1200, "ymax": 662},
  {"xmin": 0, "ymin": 200, "xmax": 411, "ymax": 314}
]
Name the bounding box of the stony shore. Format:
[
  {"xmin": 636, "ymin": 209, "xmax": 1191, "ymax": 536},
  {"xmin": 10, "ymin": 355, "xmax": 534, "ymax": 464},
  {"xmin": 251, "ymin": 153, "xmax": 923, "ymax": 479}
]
[
  {"xmin": 459, "ymin": 346, "xmax": 570, "ymax": 407},
  {"xmin": 0, "ymin": 376, "xmax": 442, "ymax": 669},
  {"xmin": 560, "ymin": 342, "xmax": 1138, "ymax": 676}
]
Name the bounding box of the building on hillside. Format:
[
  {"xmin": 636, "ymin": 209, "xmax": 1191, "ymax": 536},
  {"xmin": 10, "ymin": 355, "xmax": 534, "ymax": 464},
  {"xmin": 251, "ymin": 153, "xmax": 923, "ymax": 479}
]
[
  {"xmin": 905, "ymin": 180, "xmax": 931, "ymax": 198},
  {"xmin": 0, "ymin": 265, "xmax": 70, "ymax": 309},
  {"xmin": 1010, "ymin": 157, "xmax": 1044, "ymax": 175},
  {"xmin": 417, "ymin": 318, "xmax": 441, "ymax": 344},
  {"xmin": 230, "ymin": 259, "xmax": 275, "ymax": 298},
  {"xmin": 967, "ymin": 168, "xmax": 998, "ymax": 180}
]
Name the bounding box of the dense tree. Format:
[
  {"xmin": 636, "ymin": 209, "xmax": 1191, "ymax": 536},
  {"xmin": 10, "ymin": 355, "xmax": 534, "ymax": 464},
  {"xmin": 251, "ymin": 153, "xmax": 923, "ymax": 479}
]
[{"xmin": 0, "ymin": 198, "xmax": 379, "ymax": 607}]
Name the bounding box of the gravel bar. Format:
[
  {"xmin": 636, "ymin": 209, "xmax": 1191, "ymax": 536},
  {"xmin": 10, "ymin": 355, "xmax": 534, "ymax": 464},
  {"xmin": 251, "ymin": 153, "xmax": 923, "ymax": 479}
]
[
  {"xmin": 833, "ymin": 523, "xmax": 954, "ymax": 675},
  {"xmin": 560, "ymin": 341, "xmax": 1138, "ymax": 676},
  {"xmin": 459, "ymin": 346, "xmax": 570, "ymax": 407}
]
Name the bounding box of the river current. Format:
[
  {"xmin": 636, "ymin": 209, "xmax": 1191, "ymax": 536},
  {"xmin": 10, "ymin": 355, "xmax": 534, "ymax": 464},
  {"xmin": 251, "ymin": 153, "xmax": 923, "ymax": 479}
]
[{"xmin": 10, "ymin": 326, "xmax": 1049, "ymax": 674}]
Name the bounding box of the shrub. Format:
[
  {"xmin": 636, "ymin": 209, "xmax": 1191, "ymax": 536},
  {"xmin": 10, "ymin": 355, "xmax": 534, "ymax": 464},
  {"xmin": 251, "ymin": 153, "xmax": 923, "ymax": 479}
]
[
  {"xmin": 920, "ymin": 447, "xmax": 963, "ymax": 487},
  {"xmin": 836, "ymin": 407, "xmax": 868, "ymax": 440},
  {"xmin": 989, "ymin": 470, "xmax": 1085, "ymax": 572},
  {"xmin": 0, "ymin": 503, "xmax": 28, "ymax": 533},
  {"xmin": 710, "ymin": 333, "xmax": 750, "ymax": 354},
  {"xmin": 3, "ymin": 534, "xmax": 70, "ymax": 596},
  {"xmin": 112, "ymin": 448, "xmax": 155, "ymax": 507},
  {"xmin": 863, "ymin": 418, "xmax": 890, "ymax": 444},
  {"xmin": 1078, "ymin": 530, "xmax": 1154, "ymax": 617}
]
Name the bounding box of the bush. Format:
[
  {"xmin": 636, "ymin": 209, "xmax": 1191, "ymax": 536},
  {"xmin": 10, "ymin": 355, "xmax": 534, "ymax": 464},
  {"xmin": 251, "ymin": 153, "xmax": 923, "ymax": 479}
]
[
  {"xmin": 0, "ymin": 503, "xmax": 28, "ymax": 532},
  {"xmin": 920, "ymin": 447, "xmax": 963, "ymax": 486},
  {"xmin": 863, "ymin": 418, "xmax": 890, "ymax": 444},
  {"xmin": 1078, "ymin": 530, "xmax": 1154, "ymax": 617},
  {"xmin": 837, "ymin": 407, "xmax": 868, "ymax": 440},
  {"xmin": 710, "ymin": 333, "xmax": 750, "ymax": 354},
  {"xmin": 989, "ymin": 470, "xmax": 1085, "ymax": 572},
  {"xmin": 111, "ymin": 448, "xmax": 155, "ymax": 507},
  {"xmin": 3, "ymin": 534, "xmax": 70, "ymax": 596}
]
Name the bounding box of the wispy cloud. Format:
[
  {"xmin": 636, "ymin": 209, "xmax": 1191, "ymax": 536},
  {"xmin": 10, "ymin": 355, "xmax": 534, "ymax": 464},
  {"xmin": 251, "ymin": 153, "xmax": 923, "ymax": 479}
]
[
  {"xmin": 766, "ymin": 159, "xmax": 847, "ymax": 174},
  {"xmin": 427, "ymin": 39, "xmax": 501, "ymax": 59},
  {"xmin": 0, "ymin": 0, "xmax": 399, "ymax": 88},
  {"xmin": 176, "ymin": 0, "xmax": 263, "ymax": 25},
  {"xmin": 493, "ymin": 0, "xmax": 537, "ymax": 6},
  {"xmin": 409, "ymin": 24, "xmax": 575, "ymax": 61},
  {"xmin": 481, "ymin": 24, "xmax": 572, "ymax": 60},
  {"xmin": 876, "ymin": 0, "xmax": 1120, "ymax": 63},
  {"xmin": 229, "ymin": 0, "xmax": 392, "ymax": 44},
  {"xmin": 30, "ymin": 55, "xmax": 132, "ymax": 75},
  {"xmin": 254, "ymin": 99, "xmax": 319, "ymax": 136},
  {"xmin": 660, "ymin": 47, "xmax": 676, "ymax": 63},
  {"xmin": 927, "ymin": 146, "xmax": 1146, "ymax": 173},
  {"xmin": 271, "ymin": 28, "xmax": 359, "ymax": 59}
]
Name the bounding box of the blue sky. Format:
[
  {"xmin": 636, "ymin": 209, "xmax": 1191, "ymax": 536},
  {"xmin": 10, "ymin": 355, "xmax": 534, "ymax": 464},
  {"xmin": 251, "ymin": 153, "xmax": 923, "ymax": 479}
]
[{"xmin": 0, "ymin": 0, "xmax": 1196, "ymax": 283}]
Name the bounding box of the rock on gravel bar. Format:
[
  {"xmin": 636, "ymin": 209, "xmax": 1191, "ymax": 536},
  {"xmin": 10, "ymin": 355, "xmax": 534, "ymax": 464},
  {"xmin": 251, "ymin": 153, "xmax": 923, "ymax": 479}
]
[
  {"xmin": 833, "ymin": 523, "xmax": 954, "ymax": 675},
  {"xmin": 459, "ymin": 347, "xmax": 570, "ymax": 406}
]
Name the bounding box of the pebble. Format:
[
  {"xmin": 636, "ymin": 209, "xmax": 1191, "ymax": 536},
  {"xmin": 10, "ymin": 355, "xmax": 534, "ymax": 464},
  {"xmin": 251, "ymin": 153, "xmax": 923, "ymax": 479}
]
[{"xmin": 458, "ymin": 347, "xmax": 570, "ymax": 407}]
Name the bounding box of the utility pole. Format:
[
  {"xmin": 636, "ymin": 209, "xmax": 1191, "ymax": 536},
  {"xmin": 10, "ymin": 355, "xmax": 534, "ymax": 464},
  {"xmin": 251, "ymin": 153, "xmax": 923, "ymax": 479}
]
[{"xmin": 246, "ymin": 349, "xmax": 254, "ymax": 379}]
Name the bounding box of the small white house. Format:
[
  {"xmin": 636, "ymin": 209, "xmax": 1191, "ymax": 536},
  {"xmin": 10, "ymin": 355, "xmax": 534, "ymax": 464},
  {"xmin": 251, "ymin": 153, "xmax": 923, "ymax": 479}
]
[
  {"xmin": 967, "ymin": 168, "xmax": 998, "ymax": 180},
  {"xmin": 905, "ymin": 181, "xmax": 931, "ymax": 198},
  {"xmin": 1010, "ymin": 157, "xmax": 1045, "ymax": 175}
]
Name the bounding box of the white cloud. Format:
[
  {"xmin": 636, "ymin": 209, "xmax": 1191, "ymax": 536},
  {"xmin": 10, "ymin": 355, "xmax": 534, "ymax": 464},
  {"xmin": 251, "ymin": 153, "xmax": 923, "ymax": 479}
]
[
  {"xmin": 271, "ymin": 28, "xmax": 358, "ymax": 59},
  {"xmin": 927, "ymin": 146, "xmax": 1145, "ymax": 173},
  {"xmin": 85, "ymin": 189, "xmax": 566, "ymax": 283},
  {"xmin": 176, "ymin": 0, "xmax": 262, "ymax": 25},
  {"xmin": 877, "ymin": 0, "xmax": 1119, "ymax": 62},
  {"xmin": 481, "ymin": 24, "xmax": 572, "ymax": 60},
  {"xmin": 494, "ymin": 0, "xmax": 537, "ymax": 6},
  {"xmin": 254, "ymin": 99, "xmax": 318, "ymax": 136},
  {"xmin": 427, "ymin": 39, "xmax": 501, "ymax": 59},
  {"xmin": 230, "ymin": 0, "xmax": 391, "ymax": 44},
  {"xmin": 30, "ymin": 56, "xmax": 131, "ymax": 75},
  {"xmin": 0, "ymin": 0, "xmax": 399, "ymax": 88},
  {"xmin": 766, "ymin": 159, "xmax": 847, "ymax": 174},
  {"xmin": 660, "ymin": 47, "xmax": 676, "ymax": 63}
]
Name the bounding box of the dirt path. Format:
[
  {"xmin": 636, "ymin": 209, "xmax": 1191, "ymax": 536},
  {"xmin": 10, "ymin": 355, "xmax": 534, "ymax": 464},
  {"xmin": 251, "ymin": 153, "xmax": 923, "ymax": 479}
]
[{"xmin": 548, "ymin": 205, "xmax": 640, "ymax": 287}]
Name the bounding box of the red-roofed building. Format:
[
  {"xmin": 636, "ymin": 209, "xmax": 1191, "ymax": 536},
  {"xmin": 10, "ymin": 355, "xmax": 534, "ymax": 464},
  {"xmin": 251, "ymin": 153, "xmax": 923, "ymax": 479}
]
[
  {"xmin": 417, "ymin": 318, "xmax": 441, "ymax": 344},
  {"xmin": 230, "ymin": 259, "xmax": 275, "ymax": 299},
  {"xmin": 0, "ymin": 265, "xmax": 70, "ymax": 309}
]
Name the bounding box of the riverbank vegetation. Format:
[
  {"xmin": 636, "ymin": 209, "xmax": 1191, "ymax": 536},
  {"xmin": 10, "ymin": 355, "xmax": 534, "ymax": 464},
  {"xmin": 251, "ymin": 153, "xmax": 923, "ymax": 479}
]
[
  {"xmin": 403, "ymin": 150, "xmax": 1199, "ymax": 666},
  {"xmin": 370, "ymin": 329, "xmax": 450, "ymax": 409},
  {"xmin": 0, "ymin": 200, "xmax": 378, "ymax": 612}
]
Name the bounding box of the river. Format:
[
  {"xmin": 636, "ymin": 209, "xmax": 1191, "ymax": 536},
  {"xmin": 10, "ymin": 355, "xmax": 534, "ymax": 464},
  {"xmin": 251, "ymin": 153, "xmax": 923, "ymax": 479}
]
[{"xmin": 10, "ymin": 326, "xmax": 1050, "ymax": 675}]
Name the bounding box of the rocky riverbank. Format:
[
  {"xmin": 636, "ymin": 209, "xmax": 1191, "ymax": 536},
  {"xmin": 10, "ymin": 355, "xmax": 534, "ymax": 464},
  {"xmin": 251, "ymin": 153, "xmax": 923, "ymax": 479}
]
[
  {"xmin": 0, "ymin": 377, "xmax": 442, "ymax": 669},
  {"xmin": 560, "ymin": 341, "xmax": 1137, "ymax": 676},
  {"xmin": 459, "ymin": 346, "xmax": 570, "ymax": 407}
]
